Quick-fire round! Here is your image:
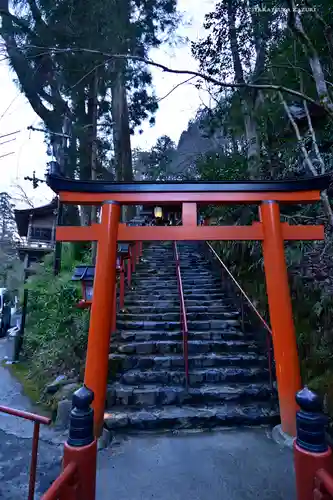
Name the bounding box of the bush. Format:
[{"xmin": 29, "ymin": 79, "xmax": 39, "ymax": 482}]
[{"xmin": 23, "ymin": 244, "xmax": 90, "ymax": 388}]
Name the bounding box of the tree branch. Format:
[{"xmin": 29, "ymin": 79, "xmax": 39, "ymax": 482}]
[
  {"xmin": 279, "ymin": 90, "xmax": 333, "ymax": 226},
  {"xmin": 157, "ymin": 76, "xmax": 196, "ymax": 103},
  {"xmin": 0, "ymin": 9, "xmax": 34, "ymax": 36},
  {"xmin": 303, "ymin": 98, "xmax": 325, "ymax": 175},
  {"xmin": 22, "ymin": 44, "xmax": 333, "ymax": 117}
]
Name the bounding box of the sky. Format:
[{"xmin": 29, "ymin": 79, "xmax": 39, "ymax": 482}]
[{"xmin": 0, "ymin": 0, "xmax": 215, "ymax": 208}]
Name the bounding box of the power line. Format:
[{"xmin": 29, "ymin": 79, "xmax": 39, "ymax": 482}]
[
  {"xmin": 0, "ymin": 130, "xmax": 21, "ymax": 140},
  {"xmin": 0, "ymin": 137, "xmax": 16, "ymax": 146},
  {"xmin": 0, "ymin": 152, "xmax": 15, "ymax": 159},
  {"xmin": 0, "ymin": 92, "xmax": 21, "ymax": 122}
]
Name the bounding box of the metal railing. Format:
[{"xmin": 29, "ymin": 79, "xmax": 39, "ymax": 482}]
[
  {"xmin": 204, "ymin": 241, "xmax": 274, "ymax": 390},
  {"xmin": 0, "ymin": 405, "xmax": 51, "ymax": 500},
  {"xmin": 314, "ymin": 469, "xmax": 333, "ymax": 498},
  {"xmin": 16, "ymin": 237, "xmax": 55, "ymax": 250},
  {"xmin": 173, "ymin": 241, "xmax": 189, "ymax": 389}
]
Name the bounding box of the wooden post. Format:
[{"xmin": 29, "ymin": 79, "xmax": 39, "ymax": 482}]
[
  {"xmin": 119, "ymin": 262, "xmax": 125, "ymax": 310},
  {"xmin": 84, "ymin": 201, "xmax": 120, "ymax": 437},
  {"xmin": 294, "ymin": 387, "xmax": 333, "ymax": 500},
  {"xmin": 62, "ymin": 386, "xmax": 97, "ymax": 500},
  {"xmin": 132, "ymin": 243, "xmax": 136, "ymax": 273},
  {"xmin": 261, "ymin": 201, "xmax": 301, "ymax": 436},
  {"xmin": 127, "ymin": 254, "xmax": 132, "ymax": 288},
  {"xmin": 112, "ymin": 282, "xmax": 117, "ymax": 333}
]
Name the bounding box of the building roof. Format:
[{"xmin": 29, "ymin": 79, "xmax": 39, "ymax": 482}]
[
  {"xmin": 14, "ymin": 198, "xmax": 58, "ymax": 237},
  {"xmin": 46, "ymin": 172, "xmax": 331, "ymax": 195}
]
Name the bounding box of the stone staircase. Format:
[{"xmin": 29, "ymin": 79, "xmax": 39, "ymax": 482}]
[{"xmin": 105, "ymin": 241, "xmax": 279, "ymax": 432}]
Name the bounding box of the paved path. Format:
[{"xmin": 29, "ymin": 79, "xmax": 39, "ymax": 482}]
[
  {"xmin": 97, "ymin": 429, "xmax": 296, "ymax": 500},
  {"xmin": 0, "ymin": 338, "xmax": 64, "ymax": 499},
  {"xmin": 0, "ymin": 336, "xmax": 296, "ymax": 499}
]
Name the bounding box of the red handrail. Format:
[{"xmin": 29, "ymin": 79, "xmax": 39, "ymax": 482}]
[
  {"xmin": 315, "ymin": 469, "xmax": 333, "ymax": 497},
  {"xmin": 173, "ymin": 242, "xmax": 189, "ymax": 388},
  {"xmin": 205, "ymin": 242, "xmax": 274, "ymax": 389},
  {"xmin": 41, "ymin": 462, "xmax": 79, "ymax": 500},
  {"xmin": 0, "ymin": 405, "xmax": 51, "ymax": 500}
]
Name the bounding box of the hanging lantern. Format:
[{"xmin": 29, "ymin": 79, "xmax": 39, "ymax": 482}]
[
  {"xmin": 71, "ymin": 265, "xmax": 95, "ymax": 308},
  {"xmin": 118, "ymin": 242, "xmax": 130, "ymax": 259},
  {"xmin": 154, "ymin": 206, "xmax": 163, "ymax": 219}
]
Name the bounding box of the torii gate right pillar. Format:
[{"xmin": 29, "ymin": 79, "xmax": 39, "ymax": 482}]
[{"xmin": 261, "ymin": 201, "xmax": 301, "ymax": 437}]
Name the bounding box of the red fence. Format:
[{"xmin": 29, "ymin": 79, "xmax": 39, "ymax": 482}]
[{"xmin": 0, "ymin": 405, "xmax": 51, "ymax": 500}]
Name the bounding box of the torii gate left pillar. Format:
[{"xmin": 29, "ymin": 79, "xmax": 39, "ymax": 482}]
[
  {"xmin": 49, "ymin": 174, "xmax": 329, "ymax": 438},
  {"xmin": 84, "ymin": 201, "xmax": 120, "ymax": 436}
]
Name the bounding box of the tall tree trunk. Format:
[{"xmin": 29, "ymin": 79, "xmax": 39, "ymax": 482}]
[
  {"xmin": 111, "ymin": 60, "xmax": 134, "ymax": 220},
  {"xmin": 111, "ymin": 62, "xmax": 133, "ymax": 183},
  {"xmin": 88, "ymin": 69, "xmax": 99, "ymax": 261},
  {"xmin": 227, "ymin": 0, "xmax": 261, "ymax": 178},
  {"xmin": 287, "ymin": 0, "xmax": 333, "ymax": 114},
  {"xmin": 110, "ymin": 0, "xmax": 134, "ymax": 221}
]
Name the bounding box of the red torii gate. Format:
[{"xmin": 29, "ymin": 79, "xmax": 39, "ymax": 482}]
[{"xmin": 47, "ymin": 172, "xmax": 330, "ymax": 438}]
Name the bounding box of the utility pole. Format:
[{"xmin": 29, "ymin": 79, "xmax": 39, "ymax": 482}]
[{"xmin": 25, "ymin": 116, "xmax": 73, "ymax": 274}]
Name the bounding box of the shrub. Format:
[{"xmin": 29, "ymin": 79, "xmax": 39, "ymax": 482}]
[{"xmin": 23, "ymin": 244, "xmax": 90, "ymax": 388}]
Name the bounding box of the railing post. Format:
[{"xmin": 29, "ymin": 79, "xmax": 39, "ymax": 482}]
[
  {"xmin": 132, "ymin": 243, "xmax": 136, "ymax": 273},
  {"xmin": 127, "ymin": 254, "xmax": 132, "ymax": 288},
  {"xmin": 112, "ymin": 282, "xmax": 117, "ymax": 334},
  {"xmin": 294, "ymin": 387, "xmax": 333, "ymax": 500},
  {"xmin": 28, "ymin": 422, "xmax": 40, "ymax": 500},
  {"xmin": 119, "ymin": 262, "xmax": 125, "ymax": 310},
  {"xmin": 63, "ymin": 386, "xmax": 97, "ymax": 500}
]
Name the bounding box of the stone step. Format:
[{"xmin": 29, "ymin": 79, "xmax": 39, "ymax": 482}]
[
  {"xmin": 117, "ymin": 312, "xmax": 239, "ymax": 322},
  {"xmin": 108, "ymin": 353, "xmax": 268, "ymax": 372},
  {"xmin": 125, "ymin": 293, "xmax": 228, "ymax": 301},
  {"xmin": 113, "ymin": 339, "xmax": 257, "ymax": 355},
  {"xmin": 132, "ymin": 283, "xmax": 222, "ymax": 292},
  {"xmin": 116, "ymin": 319, "xmax": 240, "ymax": 331},
  {"xmin": 135, "ymin": 273, "xmax": 218, "ymax": 280},
  {"xmin": 137, "ymin": 271, "xmax": 212, "ymax": 278},
  {"xmin": 124, "ymin": 299, "xmax": 231, "ymax": 307},
  {"xmin": 113, "ymin": 330, "xmax": 248, "ymax": 342},
  {"xmin": 132, "ymin": 280, "xmax": 221, "ymax": 288},
  {"xmin": 119, "ymin": 305, "xmax": 235, "ymax": 314},
  {"xmin": 104, "ymin": 401, "xmax": 280, "ymax": 431},
  {"xmin": 138, "ymin": 259, "xmax": 175, "ymax": 263},
  {"xmin": 117, "ymin": 366, "xmax": 270, "ymax": 386},
  {"xmin": 106, "ymin": 382, "xmax": 275, "ymax": 408}
]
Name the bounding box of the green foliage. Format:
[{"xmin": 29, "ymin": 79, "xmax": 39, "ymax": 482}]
[
  {"xmin": 135, "ymin": 135, "xmax": 178, "ymax": 180},
  {"xmin": 0, "ymin": 192, "xmax": 23, "ymax": 290},
  {"xmin": 23, "ymin": 244, "xmax": 90, "ymax": 387},
  {"xmin": 197, "ymin": 151, "xmax": 247, "ymax": 181}
]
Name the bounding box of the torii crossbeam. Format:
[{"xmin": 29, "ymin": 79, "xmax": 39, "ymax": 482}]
[{"xmin": 47, "ymin": 172, "xmax": 330, "ymax": 438}]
